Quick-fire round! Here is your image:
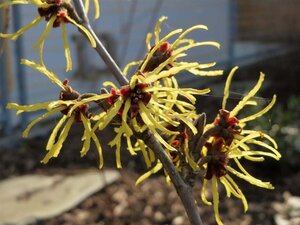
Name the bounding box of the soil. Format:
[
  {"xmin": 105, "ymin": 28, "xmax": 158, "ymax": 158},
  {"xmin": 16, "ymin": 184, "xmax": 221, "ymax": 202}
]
[{"xmin": 1, "ymin": 131, "xmax": 299, "ymax": 225}]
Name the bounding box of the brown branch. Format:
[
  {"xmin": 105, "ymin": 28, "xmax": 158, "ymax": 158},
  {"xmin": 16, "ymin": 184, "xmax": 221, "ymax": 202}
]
[
  {"xmin": 189, "ymin": 113, "xmax": 206, "ymax": 161},
  {"xmin": 72, "ymin": 0, "xmax": 128, "ymax": 86},
  {"xmin": 71, "ymin": 1, "xmax": 203, "ymax": 224},
  {"xmin": 135, "ymin": 130, "xmax": 203, "ymax": 225}
]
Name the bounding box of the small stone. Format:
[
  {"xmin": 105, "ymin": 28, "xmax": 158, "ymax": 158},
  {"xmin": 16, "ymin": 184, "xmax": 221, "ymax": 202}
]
[
  {"xmin": 149, "ymin": 191, "xmax": 165, "ymax": 206},
  {"xmin": 172, "ymin": 216, "xmax": 185, "ymax": 225},
  {"xmin": 113, "ymin": 203, "xmax": 127, "ymax": 217},
  {"xmin": 76, "ymin": 210, "xmax": 90, "ymax": 222},
  {"xmin": 154, "ymin": 211, "xmax": 165, "ymax": 223},
  {"xmin": 143, "ymin": 205, "xmax": 153, "ymax": 217},
  {"xmin": 112, "ymin": 189, "xmax": 128, "ymax": 203}
]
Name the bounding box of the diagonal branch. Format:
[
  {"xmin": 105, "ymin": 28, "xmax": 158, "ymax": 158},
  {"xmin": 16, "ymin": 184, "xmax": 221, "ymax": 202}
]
[
  {"xmin": 134, "ymin": 130, "xmax": 203, "ymax": 225},
  {"xmin": 72, "ymin": 0, "xmax": 129, "ymax": 86},
  {"xmin": 72, "ymin": 1, "xmax": 203, "ymax": 224}
]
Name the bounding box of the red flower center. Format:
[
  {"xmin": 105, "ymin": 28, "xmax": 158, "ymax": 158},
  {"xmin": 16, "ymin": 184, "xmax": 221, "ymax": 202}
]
[
  {"xmin": 213, "ymin": 109, "xmax": 241, "ymax": 145},
  {"xmin": 38, "ymin": 4, "xmax": 69, "ymax": 28},
  {"xmin": 107, "ymin": 82, "xmax": 152, "ymax": 117},
  {"xmin": 59, "ymin": 80, "xmax": 90, "ymax": 123},
  {"xmin": 142, "ymin": 41, "xmax": 173, "ymax": 72},
  {"xmin": 204, "ymin": 138, "xmax": 229, "ymax": 180}
]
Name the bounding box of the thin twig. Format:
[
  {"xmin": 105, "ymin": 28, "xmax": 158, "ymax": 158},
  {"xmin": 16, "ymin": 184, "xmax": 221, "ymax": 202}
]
[
  {"xmin": 135, "ymin": 130, "xmax": 203, "ymax": 225},
  {"xmin": 189, "ymin": 113, "xmax": 206, "ymax": 161},
  {"xmin": 72, "ymin": 0, "xmax": 128, "ymax": 86}
]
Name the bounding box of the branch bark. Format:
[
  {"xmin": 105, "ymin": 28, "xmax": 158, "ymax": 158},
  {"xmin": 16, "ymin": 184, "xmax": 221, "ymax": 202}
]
[
  {"xmin": 135, "ymin": 130, "xmax": 203, "ymax": 225},
  {"xmin": 72, "ymin": 0, "xmax": 129, "ymax": 86}
]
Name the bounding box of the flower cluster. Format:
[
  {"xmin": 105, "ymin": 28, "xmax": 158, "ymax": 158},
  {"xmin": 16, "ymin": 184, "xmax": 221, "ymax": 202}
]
[
  {"xmin": 0, "ymin": 0, "xmax": 97, "ymax": 71},
  {"xmin": 6, "ymin": 15, "xmax": 223, "ymax": 168},
  {"xmin": 4, "ymin": 9, "xmax": 281, "ymax": 224},
  {"xmin": 133, "ymin": 67, "xmax": 280, "ymax": 225},
  {"xmin": 123, "ymin": 16, "xmax": 223, "ymax": 78},
  {"xmin": 7, "ymin": 59, "xmax": 109, "ymax": 166},
  {"xmin": 199, "ymin": 67, "xmax": 280, "ymax": 225}
]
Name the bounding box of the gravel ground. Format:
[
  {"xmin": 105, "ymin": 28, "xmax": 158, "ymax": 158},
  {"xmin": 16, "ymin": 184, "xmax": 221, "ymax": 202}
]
[{"xmin": 0, "ymin": 125, "xmax": 299, "ymax": 225}]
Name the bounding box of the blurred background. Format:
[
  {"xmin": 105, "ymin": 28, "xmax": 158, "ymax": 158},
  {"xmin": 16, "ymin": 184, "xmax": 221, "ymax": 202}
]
[{"xmin": 0, "ymin": 0, "xmax": 299, "ymax": 224}]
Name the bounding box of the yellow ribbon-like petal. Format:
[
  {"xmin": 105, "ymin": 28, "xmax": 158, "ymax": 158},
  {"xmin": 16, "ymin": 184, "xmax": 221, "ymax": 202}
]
[
  {"xmin": 154, "ymin": 16, "xmax": 168, "ymax": 44},
  {"xmin": 42, "ymin": 116, "xmax": 74, "ymax": 163},
  {"xmin": 61, "ymin": 22, "xmax": 72, "ymax": 71},
  {"xmin": 33, "ymin": 15, "xmax": 56, "ymax": 49},
  {"xmin": 201, "ymin": 179, "xmax": 212, "ymax": 205},
  {"xmin": 172, "ymin": 24, "xmax": 208, "ymax": 49},
  {"xmin": 212, "ymin": 176, "xmax": 223, "ymax": 225},
  {"xmin": 231, "ymin": 72, "xmax": 265, "ymax": 117},
  {"xmin": 66, "ymin": 15, "xmax": 96, "ymax": 48},
  {"xmin": 0, "ymin": 16, "xmax": 43, "ymax": 40},
  {"xmin": 21, "ymin": 59, "xmax": 65, "ymax": 90},
  {"xmin": 22, "ymin": 106, "xmax": 64, "ymax": 138},
  {"xmin": 135, "ymin": 161, "xmax": 163, "ymax": 185}
]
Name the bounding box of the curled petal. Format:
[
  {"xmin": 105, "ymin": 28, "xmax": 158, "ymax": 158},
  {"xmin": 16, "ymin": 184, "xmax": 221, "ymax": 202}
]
[
  {"xmin": 145, "ymin": 63, "xmax": 199, "ymax": 83},
  {"xmin": 61, "ymin": 22, "xmax": 72, "ymax": 72},
  {"xmin": 140, "ymin": 28, "xmax": 183, "ymax": 72},
  {"xmin": 145, "ymin": 32, "xmax": 152, "ymax": 50},
  {"xmin": 65, "ymin": 15, "xmax": 96, "ymax": 48},
  {"xmin": 42, "ymin": 116, "xmax": 74, "ymax": 163},
  {"xmin": 226, "ymin": 165, "xmax": 274, "ymax": 189},
  {"xmin": 94, "ymin": 98, "xmax": 123, "ymax": 130},
  {"xmin": 33, "ymin": 15, "xmax": 56, "ymax": 49},
  {"xmin": 137, "ymin": 139, "xmax": 152, "ymax": 168},
  {"xmin": 201, "ymin": 179, "xmax": 212, "ymax": 206},
  {"xmin": 222, "ymin": 175, "xmax": 248, "ymax": 212},
  {"xmin": 46, "ymin": 115, "xmax": 68, "ymax": 150},
  {"xmin": 154, "ymin": 16, "xmax": 168, "ymax": 44},
  {"xmin": 108, "ymin": 128, "xmax": 123, "ymax": 168},
  {"xmin": 23, "ymin": 106, "xmax": 64, "ymax": 138},
  {"xmin": 231, "ymin": 72, "xmax": 265, "ymax": 117},
  {"xmin": 123, "ymin": 60, "xmax": 143, "ymax": 76},
  {"xmin": 173, "ymin": 41, "xmax": 220, "ymax": 56},
  {"xmin": 135, "ymin": 161, "xmax": 163, "ymax": 185},
  {"xmin": 92, "ymin": 133, "xmax": 104, "ymax": 169},
  {"xmin": 0, "ymin": 16, "xmax": 43, "ymax": 40},
  {"xmin": 7, "ymin": 102, "xmax": 52, "ymax": 115},
  {"xmin": 80, "ymin": 114, "xmax": 92, "ymax": 157},
  {"xmin": 21, "ymin": 59, "xmax": 65, "ymax": 89},
  {"xmin": 212, "ymin": 176, "xmax": 223, "ymax": 225},
  {"xmin": 222, "ymin": 66, "xmax": 238, "ymax": 109},
  {"xmin": 138, "ymin": 102, "xmax": 179, "ymax": 136},
  {"xmin": 171, "ymin": 24, "xmax": 208, "ymax": 49},
  {"xmin": 239, "ymin": 95, "xmax": 276, "ymax": 123}
]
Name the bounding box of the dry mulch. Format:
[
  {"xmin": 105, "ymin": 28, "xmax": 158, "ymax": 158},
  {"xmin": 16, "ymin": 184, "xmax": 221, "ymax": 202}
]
[{"xmin": 0, "ymin": 128, "xmax": 299, "ymax": 225}]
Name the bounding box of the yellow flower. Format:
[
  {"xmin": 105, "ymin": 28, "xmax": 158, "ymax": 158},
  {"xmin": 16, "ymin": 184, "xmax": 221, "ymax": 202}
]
[
  {"xmin": 115, "ymin": 17, "xmax": 225, "ymax": 180},
  {"xmin": 92, "ymin": 67, "xmax": 210, "ymax": 168},
  {"xmin": 0, "ymin": 0, "xmax": 96, "ymax": 71},
  {"xmin": 122, "ymin": 17, "xmax": 224, "ymax": 119},
  {"xmin": 6, "ymin": 60, "xmax": 108, "ymax": 167},
  {"xmin": 199, "ymin": 67, "xmax": 281, "ymax": 225},
  {"xmin": 211, "ymin": 66, "xmax": 280, "ymax": 160},
  {"xmin": 123, "ymin": 16, "xmax": 223, "ymax": 78}
]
